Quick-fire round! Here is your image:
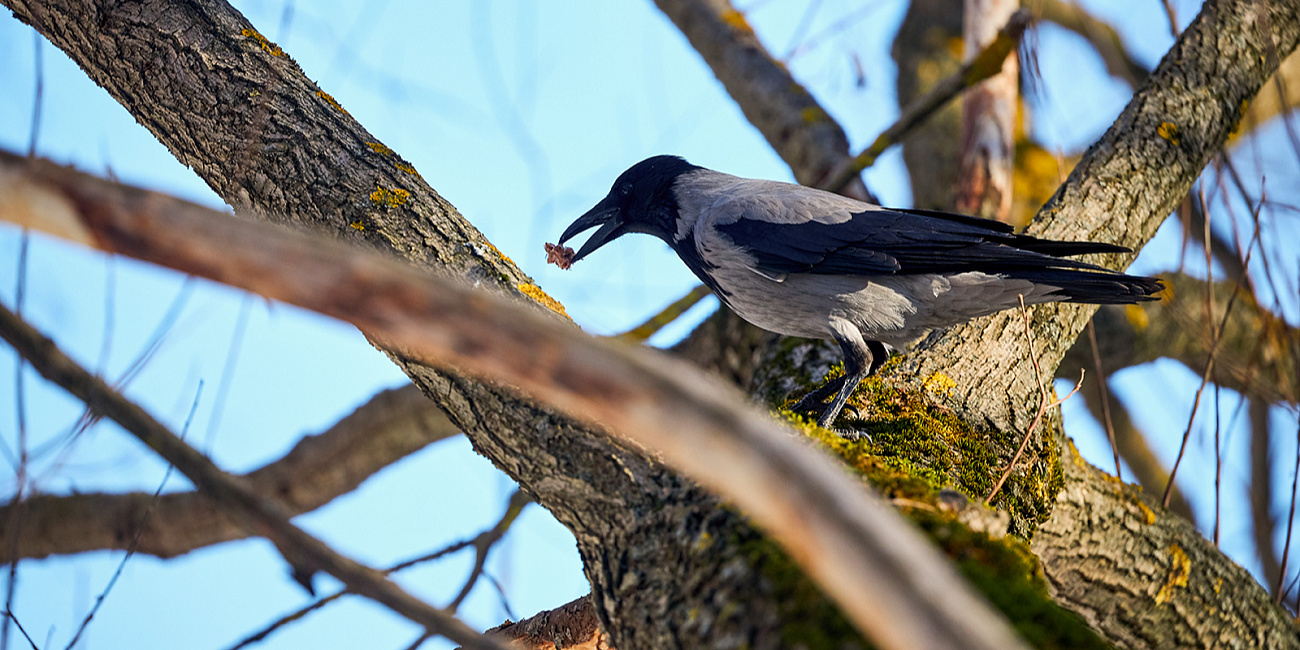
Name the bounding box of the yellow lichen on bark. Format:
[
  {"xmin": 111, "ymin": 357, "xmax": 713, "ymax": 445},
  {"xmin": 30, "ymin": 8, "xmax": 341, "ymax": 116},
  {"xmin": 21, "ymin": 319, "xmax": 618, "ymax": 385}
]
[
  {"xmin": 240, "ymin": 29, "xmax": 284, "ymax": 57},
  {"xmin": 1157, "ymin": 121, "xmax": 1181, "ymax": 146},
  {"xmin": 370, "ymin": 186, "xmax": 409, "ymax": 208},
  {"xmin": 517, "ymin": 284, "xmax": 570, "ymax": 319},
  {"xmin": 720, "ymin": 9, "xmax": 754, "ymax": 35},
  {"xmin": 1154, "ymin": 543, "xmax": 1191, "ymax": 604},
  {"xmin": 317, "ymin": 90, "xmax": 349, "ymax": 115},
  {"xmin": 923, "ymin": 372, "xmax": 956, "ymax": 395}
]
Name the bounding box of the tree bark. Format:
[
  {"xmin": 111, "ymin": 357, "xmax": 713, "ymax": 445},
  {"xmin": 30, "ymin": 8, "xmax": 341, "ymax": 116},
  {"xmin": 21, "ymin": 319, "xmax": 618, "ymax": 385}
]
[{"xmin": 1033, "ymin": 445, "xmax": 1297, "ymax": 649}]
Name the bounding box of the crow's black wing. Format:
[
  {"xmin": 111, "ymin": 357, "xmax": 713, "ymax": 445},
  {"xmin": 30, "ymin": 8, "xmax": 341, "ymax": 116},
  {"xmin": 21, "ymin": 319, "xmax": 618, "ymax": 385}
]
[{"xmin": 715, "ymin": 206, "xmax": 1131, "ymax": 277}]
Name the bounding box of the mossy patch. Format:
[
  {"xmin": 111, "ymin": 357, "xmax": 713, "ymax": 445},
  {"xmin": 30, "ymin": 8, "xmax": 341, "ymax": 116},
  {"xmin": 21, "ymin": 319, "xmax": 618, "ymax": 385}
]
[
  {"xmin": 734, "ymin": 497, "xmax": 1110, "ymax": 649},
  {"xmin": 735, "ymin": 530, "xmax": 867, "ymax": 650},
  {"xmin": 765, "ymin": 350, "xmax": 1063, "ymax": 537},
  {"xmin": 912, "ymin": 510, "xmax": 1114, "ymax": 650}
]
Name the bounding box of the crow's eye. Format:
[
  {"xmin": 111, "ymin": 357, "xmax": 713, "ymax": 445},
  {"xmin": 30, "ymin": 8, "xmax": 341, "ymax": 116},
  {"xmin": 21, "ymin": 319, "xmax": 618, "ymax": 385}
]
[{"xmin": 619, "ymin": 182, "xmax": 633, "ymax": 196}]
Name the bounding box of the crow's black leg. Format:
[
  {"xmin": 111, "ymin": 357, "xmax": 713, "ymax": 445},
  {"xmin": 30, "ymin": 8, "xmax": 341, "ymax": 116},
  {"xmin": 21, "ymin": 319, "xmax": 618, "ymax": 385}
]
[
  {"xmin": 817, "ymin": 338, "xmax": 886, "ymax": 430},
  {"xmin": 791, "ymin": 374, "xmax": 847, "ymax": 414}
]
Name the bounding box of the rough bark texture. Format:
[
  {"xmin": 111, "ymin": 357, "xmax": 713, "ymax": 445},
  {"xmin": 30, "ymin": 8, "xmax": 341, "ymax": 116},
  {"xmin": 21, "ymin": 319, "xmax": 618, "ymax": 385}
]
[
  {"xmin": 651, "ymin": 0, "xmax": 875, "ymax": 201},
  {"xmin": 1032, "ymin": 445, "xmax": 1298, "ymax": 649},
  {"xmin": 487, "ymin": 596, "xmax": 608, "ymax": 650},
  {"xmin": 0, "ymin": 2, "xmax": 819, "ymax": 648},
  {"xmin": 0, "ymin": 385, "xmax": 458, "ymax": 560}
]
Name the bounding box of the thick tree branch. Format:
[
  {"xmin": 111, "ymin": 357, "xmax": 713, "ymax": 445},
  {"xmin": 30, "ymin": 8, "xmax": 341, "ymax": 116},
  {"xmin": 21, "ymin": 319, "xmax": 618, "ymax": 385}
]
[
  {"xmin": 0, "ymin": 149, "xmax": 1030, "ymax": 650},
  {"xmin": 1032, "ymin": 443, "xmax": 1298, "ymax": 648},
  {"xmin": 651, "ymin": 0, "xmax": 875, "ymax": 201},
  {"xmin": 0, "ymin": 303, "xmax": 503, "ymax": 650},
  {"xmin": 485, "ymin": 596, "xmax": 606, "ymax": 650},
  {"xmin": 0, "ymin": 384, "xmax": 457, "ymax": 560}
]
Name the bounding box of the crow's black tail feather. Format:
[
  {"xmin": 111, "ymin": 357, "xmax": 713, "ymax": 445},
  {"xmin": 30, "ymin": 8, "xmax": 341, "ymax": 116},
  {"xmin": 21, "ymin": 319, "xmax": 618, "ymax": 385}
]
[{"xmin": 1013, "ymin": 269, "xmax": 1164, "ymax": 304}]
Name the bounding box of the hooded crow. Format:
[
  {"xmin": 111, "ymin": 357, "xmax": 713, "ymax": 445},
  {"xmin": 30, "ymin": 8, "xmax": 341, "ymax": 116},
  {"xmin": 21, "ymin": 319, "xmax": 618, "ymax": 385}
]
[{"xmin": 556, "ymin": 155, "xmax": 1162, "ymax": 430}]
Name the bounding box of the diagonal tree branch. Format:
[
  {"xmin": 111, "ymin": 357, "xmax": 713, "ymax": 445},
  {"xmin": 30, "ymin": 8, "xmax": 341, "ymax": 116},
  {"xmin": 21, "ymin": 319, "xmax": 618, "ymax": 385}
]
[
  {"xmin": 0, "ymin": 384, "xmax": 458, "ymax": 560},
  {"xmin": 651, "ymin": 0, "xmax": 875, "ymax": 201},
  {"xmin": 0, "ymin": 148, "xmax": 1030, "ymax": 650}
]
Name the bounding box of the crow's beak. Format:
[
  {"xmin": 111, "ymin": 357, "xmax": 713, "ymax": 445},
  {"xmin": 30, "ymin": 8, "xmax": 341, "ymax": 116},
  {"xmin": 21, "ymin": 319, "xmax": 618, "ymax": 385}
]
[{"xmin": 558, "ymin": 197, "xmax": 623, "ymax": 264}]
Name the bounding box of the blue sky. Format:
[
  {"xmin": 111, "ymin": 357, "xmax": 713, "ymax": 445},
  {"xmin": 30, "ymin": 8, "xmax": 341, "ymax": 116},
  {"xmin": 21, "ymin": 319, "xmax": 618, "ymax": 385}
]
[{"xmin": 1, "ymin": 0, "xmax": 1297, "ymax": 648}]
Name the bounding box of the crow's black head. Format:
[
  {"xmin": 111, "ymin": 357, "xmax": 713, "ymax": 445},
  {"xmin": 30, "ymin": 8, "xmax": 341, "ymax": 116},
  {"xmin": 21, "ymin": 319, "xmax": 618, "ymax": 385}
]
[{"xmin": 558, "ymin": 155, "xmax": 700, "ymax": 264}]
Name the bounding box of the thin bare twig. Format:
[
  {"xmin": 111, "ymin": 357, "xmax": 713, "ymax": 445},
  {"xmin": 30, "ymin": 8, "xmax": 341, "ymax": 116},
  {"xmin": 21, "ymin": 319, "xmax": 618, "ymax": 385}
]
[
  {"xmin": 401, "ymin": 632, "xmax": 433, "ymax": 650},
  {"xmin": 1279, "ymin": 412, "xmax": 1300, "ymax": 604},
  {"xmin": 0, "ymin": 304, "xmax": 505, "ymax": 650},
  {"xmin": 1282, "ymin": 266, "xmax": 1300, "ymax": 604},
  {"xmin": 448, "ymin": 490, "xmax": 531, "ymax": 612},
  {"xmin": 3, "ymin": 233, "xmax": 31, "ymax": 650},
  {"xmin": 230, "ymin": 490, "xmax": 530, "ymax": 650},
  {"xmin": 1164, "ymin": 208, "xmax": 1264, "ymax": 508},
  {"xmin": 481, "ymin": 572, "xmax": 517, "ymax": 622},
  {"xmin": 1214, "ymin": 382, "xmax": 1223, "ymax": 546},
  {"xmin": 1086, "ymin": 319, "xmax": 1122, "ymax": 480},
  {"xmin": 1160, "ymin": 0, "xmax": 1181, "ymax": 39},
  {"xmin": 987, "ymin": 296, "xmax": 1085, "ymax": 502},
  {"xmin": 0, "ymin": 613, "xmax": 35, "ymax": 650},
  {"xmin": 64, "ymin": 384, "xmax": 203, "ymax": 650},
  {"xmin": 26, "ymin": 32, "xmax": 42, "ymax": 157},
  {"xmin": 203, "ymin": 295, "xmax": 252, "ymax": 450}
]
